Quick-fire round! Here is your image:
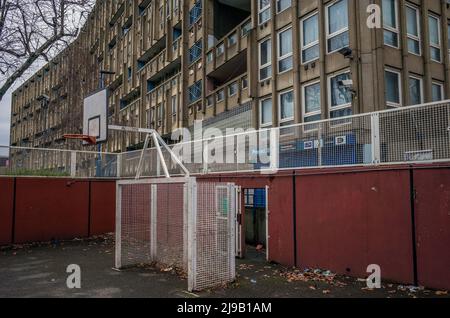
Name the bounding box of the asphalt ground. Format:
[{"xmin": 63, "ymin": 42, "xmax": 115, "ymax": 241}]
[{"xmin": 0, "ymin": 235, "xmax": 448, "ymax": 298}]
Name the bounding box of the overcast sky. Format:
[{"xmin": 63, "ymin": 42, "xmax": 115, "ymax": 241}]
[{"xmin": 0, "ymin": 90, "xmax": 11, "ymax": 157}]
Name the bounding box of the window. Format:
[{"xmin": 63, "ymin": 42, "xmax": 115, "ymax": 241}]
[
  {"xmin": 385, "ymin": 69, "xmax": 402, "ymax": 107},
  {"xmin": 216, "ymin": 42, "xmax": 225, "ymax": 56},
  {"xmin": 429, "ymin": 15, "xmax": 442, "ymax": 62},
  {"xmin": 278, "ymin": 27, "xmax": 293, "ymax": 73},
  {"xmin": 279, "ymin": 90, "xmax": 294, "ymax": 124},
  {"xmin": 408, "ymin": 76, "xmax": 423, "ymax": 105},
  {"xmin": 259, "ymin": 97, "xmax": 272, "ymax": 127},
  {"xmin": 328, "ymin": 72, "xmax": 353, "ymax": 119},
  {"xmin": 406, "ymin": 5, "xmax": 421, "ymax": 55},
  {"xmin": 383, "ymin": 0, "xmax": 399, "ymax": 48},
  {"xmin": 302, "ymin": 81, "xmax": 321, "ymax": 127},
  {"xmin": 432, "ymin": 82, "xmax": 444, "ymax": 102},
  {"xmin": 189, "ymin": 0, "xmax": 202, "ymax": 26},
  {"xmin": 128, "ymin": 67, "xmax": 132, "ymax": 81},
  {"xmin": 326, "ymin": 0, "xmax": 349, "ymax": 53},
  {"xmin": 259, "ymin": 39, "xmax": 272, "ymax": 81},
  {"xmin": 216, "ymin": 89, "xmax": 224, "ymax": 102},
  {"xmin": 258, "ymin": 0, "xmax": 271, "ymax": 25},
  {"xmin": 206, "ymin": 95, "xmax": 214, "ymax": 107},
  {"xmin": 447, "ymin": 24, "xmax": 450, "ymax": 54},
  {"xmin": 277, "ymin": 0, "xmax": 291, "ymax": 13},
  {"xmin": 301, "ymin": 12, "xmax": 319, "ymax": 64},
  {"xmin": 242, "ymin": 76, "xmax": 248, "ymax": 89},
  {"xmin": 189, "ymin": 41, "xmax": 202, "ymax": 64},
  {"xmin": 229, "ymin": 82, "xmax": 238, "ymax": 96},
  {"xmin": 171, "ymin": 95, "xmax": 177, "ymax": 118},
  {"xmin": 206, "ymin": 51, "xmax": 213, "ymax": 63},
  {"xmin": 188, "ymin": 80, "xmax": 202, "ymax": 103},
  {"xmin": 228, "ymin": 32, "xmax": 237, "ymax": 47},
  {"xmin": 242, "ymin": 20, "xmax": 252, "ymax": 37}
]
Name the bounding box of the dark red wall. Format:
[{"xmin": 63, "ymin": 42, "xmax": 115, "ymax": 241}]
[
  {"xmin": 266, "ymin": 176, "xmax": 295, "ymax": 266},
  {"xmin": 0, "ymin": 178, "xmax": 14, "ymax": 245},
  {"xmin": 414, "ymin": 168, "xmax": 450, "ymax": 290},
  {"xmin": 90, "ymin": 181, "xmax": 116, "ymax": 235},
  {"xmin": 2, "ymin": 167, "xmax": 449, "ymax": 290},
  {"xmin": 14, "ymin": 179, "xmax": 90, "ymax": 243},
  {"xmin": 295, "ymin": 170, "xmax": 414, "ymax": 284}
]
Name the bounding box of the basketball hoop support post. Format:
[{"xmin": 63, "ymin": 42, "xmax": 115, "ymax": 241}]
[{"xmin": 108, "ymin": 125, "xmax": 189, "ymax": 179}]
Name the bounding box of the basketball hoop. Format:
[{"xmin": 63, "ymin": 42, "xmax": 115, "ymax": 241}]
[{"xmin": 64, "ymin": 134, "xmax": 97, "ymax": 145}]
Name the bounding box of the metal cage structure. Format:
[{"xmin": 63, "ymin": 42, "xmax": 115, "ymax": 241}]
[{"xmin": 115, "ymin": 177, "xmax": 237, "ymax": 291}]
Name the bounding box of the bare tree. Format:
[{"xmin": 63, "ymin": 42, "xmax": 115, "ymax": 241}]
[{"xmin": 0, "ymin": 0, "xmax": 94, "ymax": 101}]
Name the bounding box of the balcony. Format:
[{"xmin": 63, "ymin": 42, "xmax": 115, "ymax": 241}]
[
  {"xmin": 203, "ymin": 73, "xmax": 249, "ymax": 121},
  {"xmin": 205, "ymin": 17, "xmax": 251, "ymax": 78},
  {"xmin": 142, "ymin": 38, "xmax": 182, "ymax": 85}
]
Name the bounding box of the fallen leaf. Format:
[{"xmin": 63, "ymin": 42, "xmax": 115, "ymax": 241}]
[{"xmin": 436, "ymin": 290, "xmax": 448, "ymax": 296}]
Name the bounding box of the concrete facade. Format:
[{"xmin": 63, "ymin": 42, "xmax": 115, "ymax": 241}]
[{"xmin": 9, "ymin": 0, "xmax": 450, "ymax": 154}]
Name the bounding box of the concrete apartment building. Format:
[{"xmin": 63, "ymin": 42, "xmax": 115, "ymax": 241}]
[{"xmin": 9, "ymin": 0, "xmax": 450, "ymax": 156}]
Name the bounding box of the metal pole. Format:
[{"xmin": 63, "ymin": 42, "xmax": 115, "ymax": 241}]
[
  {"xmin": 135, "ymin": 133, "xmax": 151, "ymax": 180},
  {"xmin": 96, "ymin": 72, "xmax": 105, "ymax": 177},
  {"xmin": 152, "ymin": 132, "xmax": 170, "ymax": 178}
]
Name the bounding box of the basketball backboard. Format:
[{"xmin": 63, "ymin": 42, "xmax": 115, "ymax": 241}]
[{"xmin": 83, "ymin": 89, "xmax": 108, "ymax": 144}]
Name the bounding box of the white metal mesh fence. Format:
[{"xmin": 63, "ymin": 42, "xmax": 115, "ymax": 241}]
[
  {"xmin": 115, "ymin": 178, "xmax": 237, "ymax": 291},
  {"xmin": 190, "ymin": 182, "xmax": 236, "ymax": 291},
  {"xmin": 2, "ymin": 101, "xmax": 450, "ymax": 177}
]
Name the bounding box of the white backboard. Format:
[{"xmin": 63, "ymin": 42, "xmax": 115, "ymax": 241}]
[{"xmin": 83, "ymin": 89, "xmax": 108, "ymax": 144}]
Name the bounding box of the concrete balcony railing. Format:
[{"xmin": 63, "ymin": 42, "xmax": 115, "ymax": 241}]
[
  {"xmin": 141, "ymin": 38, "xmax": 182, "ymax": 82},
  {"xmin": 204, "ymin": 73, "xmax": 250, "ymax": 120},
  {"xmin": 205, "ymin": 18, "xmax": 251, "ymax": 75}
]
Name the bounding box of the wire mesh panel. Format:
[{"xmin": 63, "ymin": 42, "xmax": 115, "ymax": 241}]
[
  {"xmin": 189, "ymin": 182, "xmax": 236, "ymax": 291},
  {"xmin": 116, "ymin": 178, "xmax": 237, "ymax": 292},
  {"xmin": 154, "ymin": 182, "xmax": 186, "ymax": 269},
  {"xmin": 116, "ymin": 183, "xmax": 152, "ymax": 268}
]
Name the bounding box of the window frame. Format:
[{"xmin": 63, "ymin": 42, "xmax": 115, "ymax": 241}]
[
  {"xmin": 276, "ymin": 0, "xmax": 291, "ymax": 14},
  {"xmin": 405, "ymin": 4, "xmax": 421, "ymax": 56},
  {"xmin": 429, "ymin": 14, "xmax": 442, "ymax": 63},
  {"xmin": 171, "ymin": 95, "xmax": 177, "ymax": 118},
  {"xmin": 258, "ymin": 0, "xmax": 271, "ymax": 25},
  {"xmin": 302, "ymin": 80, "xmax": 322, "ymax": 127},
  {"xmin": 408, "ymin": 74, "xmax": 424, "ymax": 106},
  {"xmin": 278, "ymin": 89, "xmax": 295, "ymax": 124},
  {"xmin": 327, "ymin": 70, "xmax": 352, "ymax": 113},
  {"xmin": 325, "ymin": 0, "xmax": 350, "ymax": 54},
  {"xmin": 382, "ymin": 0, "xmax": 400, "ymax": 49},
  {"xmin": 300, "ymin": 11, "xmax": 319, "ymax": 64},
  {"xmin": 228, "ymin": 82, "xmax": 238, "ymax": 97},
  {"xmin": 259, "ymin": 97, "xmax": 273, "ymax": 128},
  {"xmin": 384, "ymin": 68, "xmax": 403, "ymax": 108},
  {"xmin": 277, "ymin": 26, "xmax": 293, "ymax": 74},
  {"xmin": 431, "ymin": 81, "xmax": 445, "ymax": 102},
  {"xmin": 259, "ymin": 38, "xmax": 272, "ymax": 82}
]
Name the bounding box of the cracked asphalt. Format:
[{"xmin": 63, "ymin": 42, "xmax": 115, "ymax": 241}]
[{"xmin": 0, "ymin": 236, "xmax": 448, "ymax": 298}]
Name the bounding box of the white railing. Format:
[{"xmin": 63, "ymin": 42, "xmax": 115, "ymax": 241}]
[{"xmin": 2, "ymin": 101, "xmax": 450, "ymax": 178}]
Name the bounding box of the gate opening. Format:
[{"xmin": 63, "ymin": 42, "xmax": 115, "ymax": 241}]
[{"xmin": 242, "ymin": 188, "xmax": 268, "ymax": 261}]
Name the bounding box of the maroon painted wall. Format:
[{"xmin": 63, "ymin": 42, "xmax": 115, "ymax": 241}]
[
  {"xmin": 2, "ymin": 166, "xmax": 449, "ymax": 290},
  {"xmin": 0, "ymin": 178, "xmax": 14, "ymax": 245},
  {"xmin": 89, "ymin": 181, "xmax": 116, "ymax": 235},
  {"xmin": 14, "ymin": 179, "xmax": 90, "ymax": 243},
  {"xmin": 414, "ymin": 168, "xmax": 450, "ymax": 290},
  {"xmin": 295, "ymin": 170, "xmax": 414, "ymax": 284},
  {"xmin": 266, "ymin": 176, "xmax": 295, "ymax": 266}
]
